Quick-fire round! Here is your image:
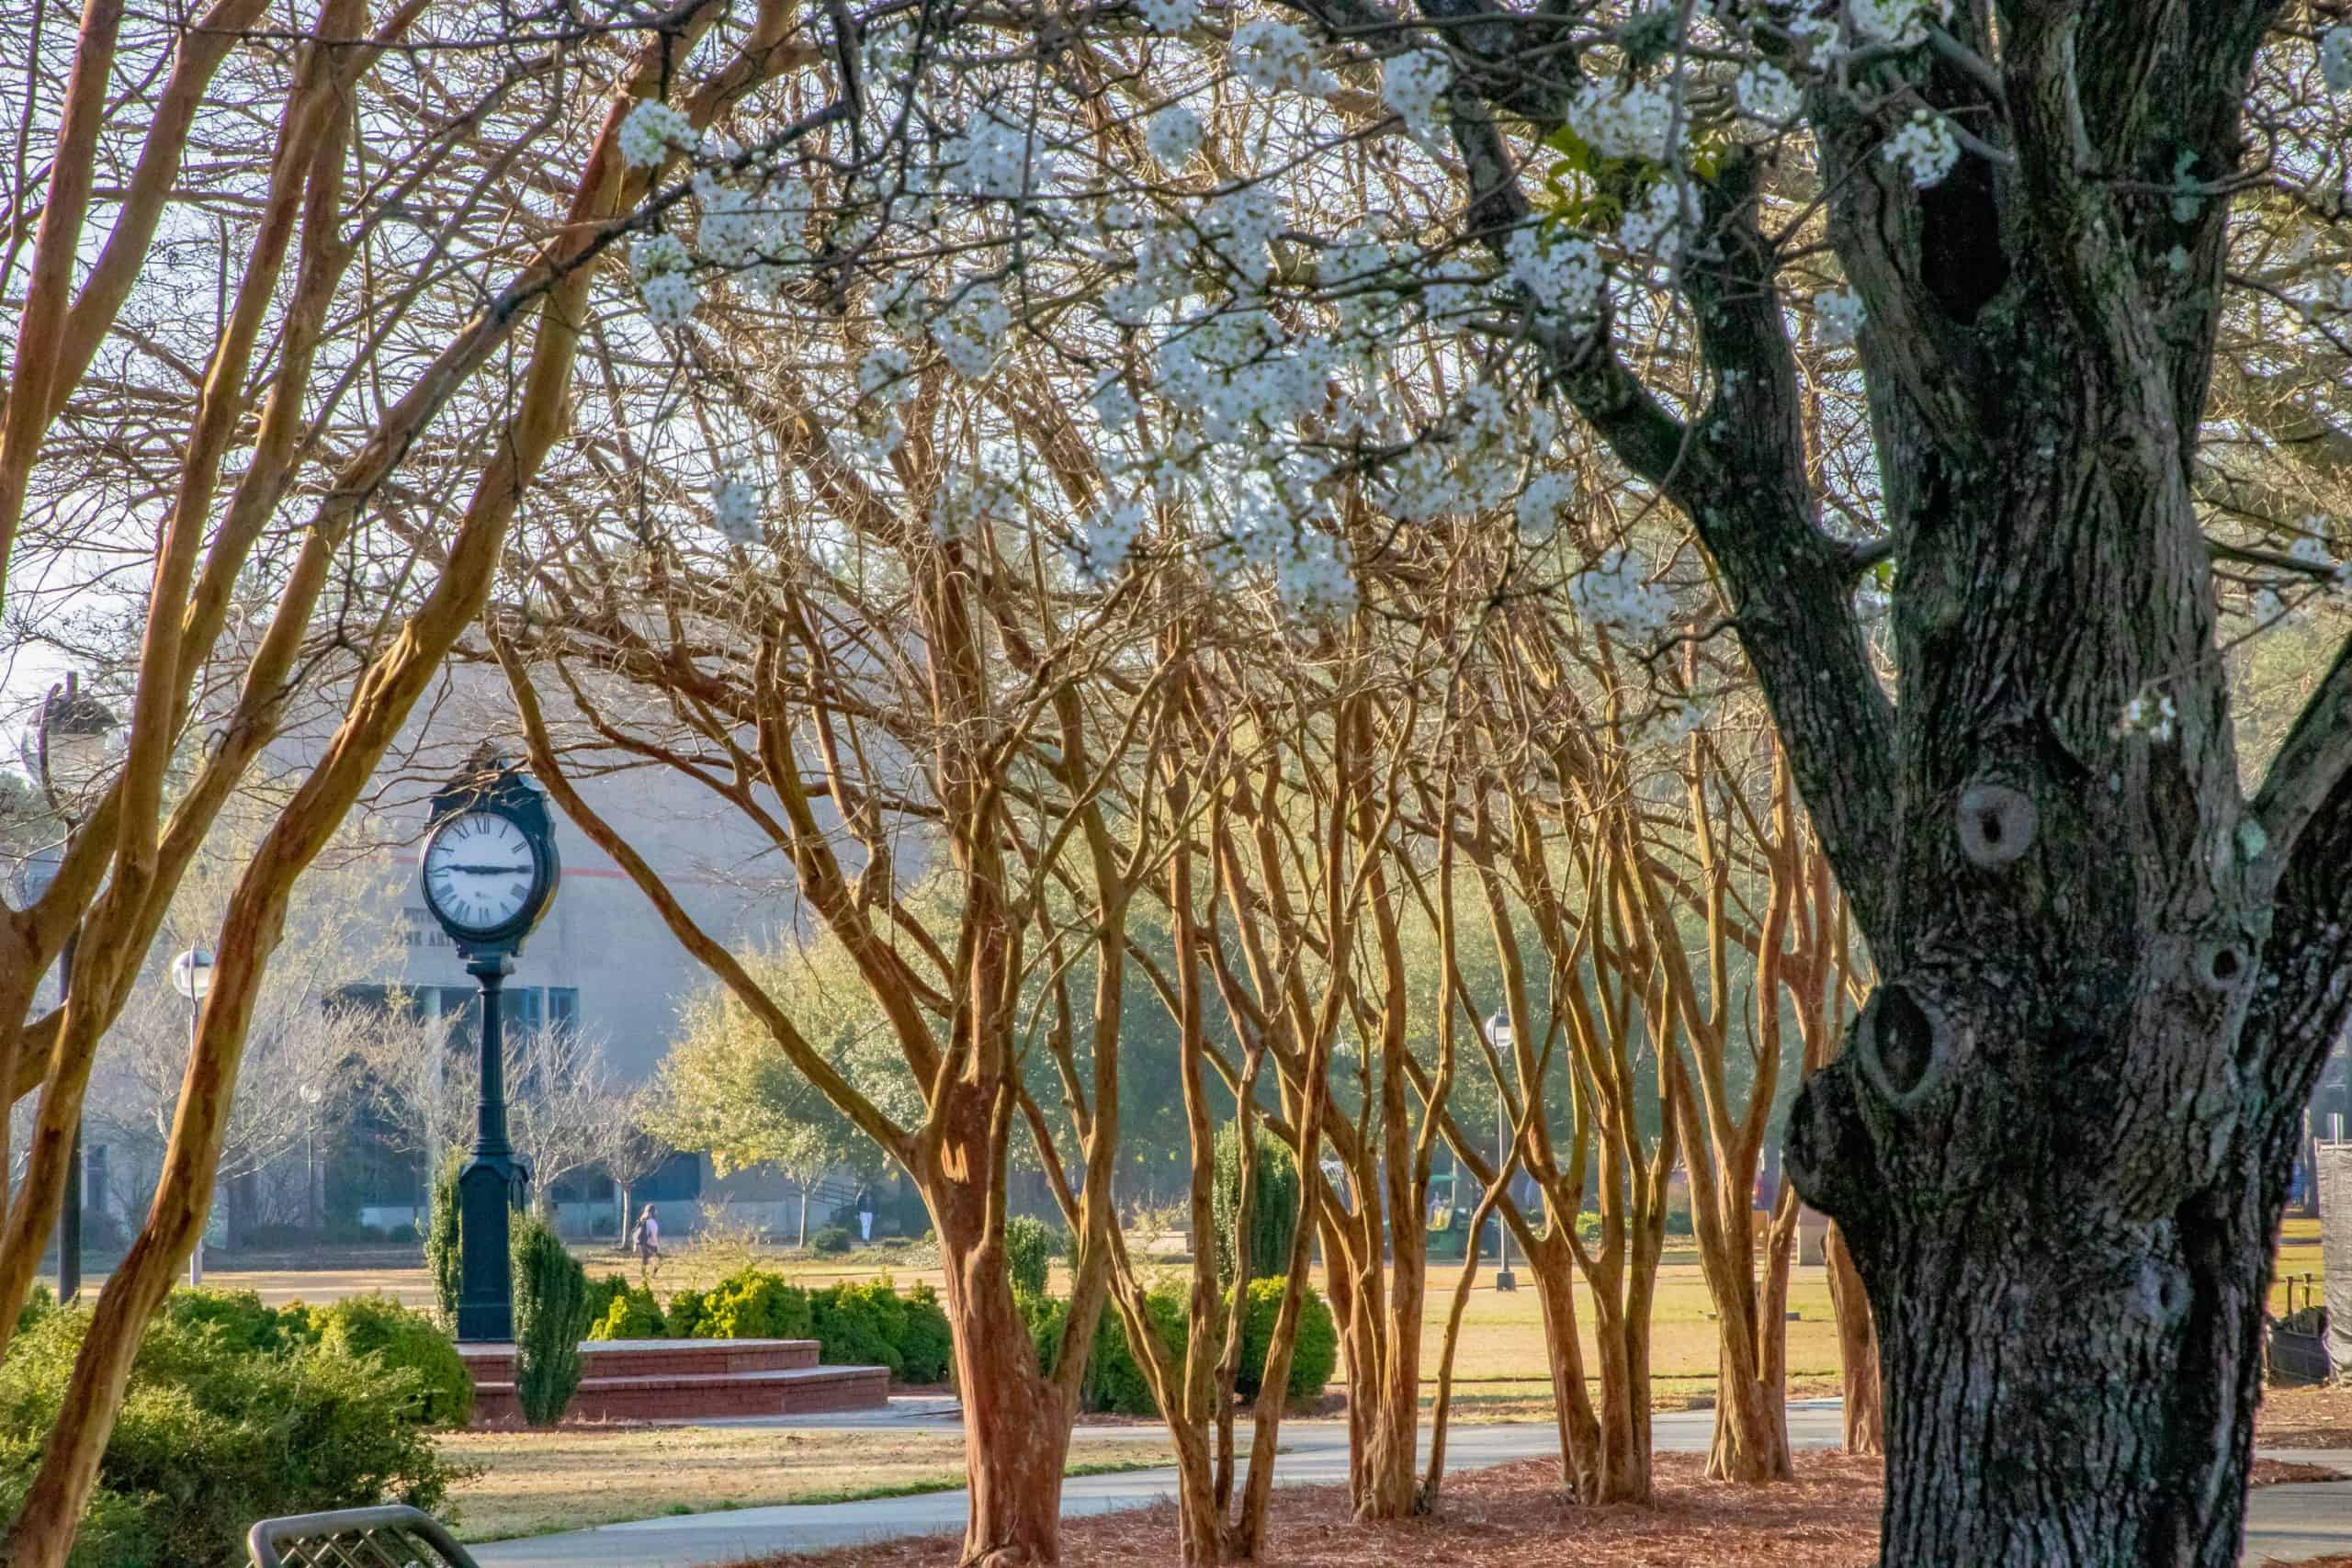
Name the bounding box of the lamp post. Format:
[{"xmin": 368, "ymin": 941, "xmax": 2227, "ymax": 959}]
[
  {"xmin": 300, "ymin": 1083, "xmax": 322, "ymax": 1233},
  {"xmin": 1485, "ymin": 1011, "xmax": 1517, "ymax": 1292},
  {"xmin": 418, "ymin": 757, "xmax": 560, "ymax": 1341},
  {"xmin": 171, "ymin": 946, "xmax": 215, "ymax": 1285},
  {"xmin": 27, "ymin": 673, "xmax": 119, "ymax": 1304}
]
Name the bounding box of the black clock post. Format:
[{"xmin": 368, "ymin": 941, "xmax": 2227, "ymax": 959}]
[{"xmin": 420, "ymin": 755, "xmax": 560, "ymax": 1343}]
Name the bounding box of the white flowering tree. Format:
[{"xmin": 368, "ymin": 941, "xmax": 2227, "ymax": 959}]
[{"xmin": 570, "ymin": 0, "xmax": 2352, "ymax": 1558}]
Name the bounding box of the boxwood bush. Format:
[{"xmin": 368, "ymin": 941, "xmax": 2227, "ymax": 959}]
[
  {"xmin": 307, "ymin": 1293, "xmax": 472, "ymax": 1427},
  {"xmin": 1233, "ymin": 1279, "xmax": 1338, "ymax": 1405},
  {"xmin": 586, "ymin": 1284, "xmax": 667, "ymax": 1341},
  {"xmin": 810, "ymin": 1279, "xmax": 907, "ymax": 1377},
  {"xmin": 0, "ymin": 1302, "xmax": 460, "ymax": 1568},
  {"xmin": 696, "ymin": 1268, "xmax": 813, "ymax": 1340},
  {"xmin": 897, "ymin": 1283, "xmax": 954, "ymax": 1384}
]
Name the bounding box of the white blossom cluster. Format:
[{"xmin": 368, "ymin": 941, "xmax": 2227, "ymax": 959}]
[
  {"xmin": 1849, "ymin": 0, "xmax": 1945, "ymax": 48},
  {"xmin": 1229, "ymin": 19, "xmax": 1335, "ymax": 97},
  {"xmin": 2324, "ymin": 27, "xmax": 2352, "ymax": 95},
  {"xmin": 1381, "ymin": 51, "xmax": 1451, "ymax": 141},
  {"xmin": 1203, "ymin": 491, "xmax": 1358, "ymax": 617},
  {"xmin": 1618, "ymin": 180, "xmax": 1690, "ymax": 260},
  {"xmin": 1564, "ymin": 547, "xmax": 1675, "ymax": 639},
  {"xmin": 1505, "ymin": 228, "xmax": 1605, "ymax": 319},
  {"xmin": 711, "ymin": 473, "xmax": 761, "ymax": 545},
  {"xmin": 1516, "ymin": 471, "xmax": 1576, "ymax": 537},
  {"xmin": 1070, "ymin": 498, "xmax": 1149, "ymax": 586},
  {"xmin": 692, "ymin": 171, "xmax": 809, "ymax": 283},
  {"xmin": 632, "ymin": 231, "xmax": 700, "ymax": 327},
  {"xmin": 1734, "ymin": 62, "xmax": 1802, "ymax": 126},
  {"xmin": 1156, "ymin": 310, "xmax": 1333, "ymax": 441},
  {"xmin": 2118, "ymin": 691, "xmax": 2177, "ymax": 744},
  {"xmin": 1091, "ymin": 377, "xmax": 1140, "ymax": 433},
  {"xmin": 932, "ymin": 284, "xmax": 1013, "ymax": 379},
  {"xmin": 619, "ymin": 100, "xmax": 698, "ymax": 169},
  {"xmin": 2288, "ymin": 524, "xmax": 2352, "ymax": 588},
  {"xmin": 1147, "ymin": 103, "xmax": 1204, "ymax": 167},
  {"xmin": 857, "ymin": 345, "xmax": 917, "ymax": 403},
  {"xmin": 944, "ymin": 111, "xmax": 1050, "ymax": 199},
  {"xmin": 1137, "ymin": 0, "xmax": 1200, "ymax": 34},
  {"xmin": 1883, "ymin": 110, "xmax": 1960, "ymax": 187},
  {"xmin": 1815, "ymin": 287, "xmax": 1866, "ymax": 344},
  {"xmin": 1202, "ymin": 185, "xmax": 1286, "ymax": 289},
  {"xmin": 1564, "ymin": 78, "xmax": 1678, "ymax": 163}
]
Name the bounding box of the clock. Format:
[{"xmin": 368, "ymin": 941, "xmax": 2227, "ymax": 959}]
[
  {"xmin": 424, "ymin": 812, "xmax": 545, "ymax": 936},
  {"xmin": 419, "ymin": 759, "xmax": 560, "ymax": 959}
]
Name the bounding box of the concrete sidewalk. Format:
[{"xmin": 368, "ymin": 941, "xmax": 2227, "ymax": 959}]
[{"xmin": 470, "ymin": 1406, "xmax": 2352, "ymax": 1568}]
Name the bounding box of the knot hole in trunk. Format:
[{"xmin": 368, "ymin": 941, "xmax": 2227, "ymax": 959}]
[
  {"xmin": 1956, "ymin": 782, "xmax": 2035, "ymax": 867},
  {"xmin": 1857, "ymin": 983, "xmax": 1948, "ymax": 1108}
]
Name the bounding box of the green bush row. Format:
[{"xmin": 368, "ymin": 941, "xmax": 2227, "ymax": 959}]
[
  {"xmin": 0, "ymin": 1289, "xmax": 467, "ymax": 1568},
  {"xmin": 582, "ymin": 1269, "xmax": 952, "ymax": 1384},
  {"xmin": 1021, "ymin": 1277, "xmax": 1337, "ymax": 1417}
]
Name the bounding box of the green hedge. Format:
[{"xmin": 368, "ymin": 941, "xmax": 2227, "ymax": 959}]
[
  {"xmin": 0, "ymin": 1301, "xmax": 459, "ymax": 1567},
  {"xmin": 587, "ymin": 1284, "xmax": 667, "ymax": 1341},
  {"xmin": 1025, "ymin": 1280, "xmax": 1336, "ymax": 1416},
  {"xmin": 1234, "ymin": 1278, "xmax": 1338, "ymax": 1404},
  {"xmin": 307, "ymin": 1293, "xmax": 473, "ymax": 1427}
]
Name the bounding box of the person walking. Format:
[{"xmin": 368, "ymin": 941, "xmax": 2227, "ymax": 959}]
[
  {"xmin": 854, "ymin": 1186, "xmax": 875, "ymax": 1244},
  {"xmin": 631, "ymin": 1203, "xmax": 662, "ymax": 1282}
]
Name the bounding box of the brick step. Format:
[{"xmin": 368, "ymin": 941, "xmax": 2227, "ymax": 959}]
[
  {"xmin": 469, "ymin": 1363, "xmax": 890, "ymax": 1426},
  {"xmin": 456, "ymin": 1337, "xmax": 820, "ymax": 1384}
]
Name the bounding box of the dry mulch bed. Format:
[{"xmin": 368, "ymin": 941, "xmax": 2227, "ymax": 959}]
[
  {"xmin": 2262, "ymin": 1385, "xmax": 2352, "ymax": 1450},
  {"xmin": 745, "ymin": 1452, "xmax": 1886, "ymax": 1568},
  {"xmin": 2253, "ymin": 1458, "xmax": 2348, "ymax": 1487},
  {"xmin": 741, "ymin": 1449, "xmax": 2349, "ymax": 1568}
]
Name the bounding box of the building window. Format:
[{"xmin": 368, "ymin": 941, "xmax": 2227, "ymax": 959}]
[{"xmin": 547, "ymin": 987, "xmax": 580, "ymax": 1036}]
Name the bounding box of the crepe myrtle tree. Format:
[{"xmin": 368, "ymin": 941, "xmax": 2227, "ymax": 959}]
[{"xmin": 588, "ymin": 0, "xmax": 2352, "ymax": 1559}]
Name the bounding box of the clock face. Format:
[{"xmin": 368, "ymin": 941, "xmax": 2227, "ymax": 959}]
[{"xmin": 423, "ymin": 811, "xmax": 543, "ymax": 935}]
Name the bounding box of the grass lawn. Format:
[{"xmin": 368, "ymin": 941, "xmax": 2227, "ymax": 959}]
[{"xmin": 436, "ymin": 1427, "xmax": 1180, "ymax": 1542}]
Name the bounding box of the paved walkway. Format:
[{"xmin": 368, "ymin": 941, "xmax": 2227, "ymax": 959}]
[{"xmin": 471, "ymin": 1403, "xmax": 2352, "ymax": 1568}]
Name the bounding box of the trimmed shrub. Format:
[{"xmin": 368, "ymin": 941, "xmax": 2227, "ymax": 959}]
[
  {"xmin": 424, "ymin": 1150, "xmax": 462, "ymax": 1329},
  {"xmin": 511, "ymin": 1210, "xmax": 591, "ymax": 1425},
  {"xmin": 308, "ymin": 1294, "xmax": 472, "ymax": 1427},
  {"xmin": 664, "ymin": 1286, "xmax": 709, "ymax": 1339},
  {"xmin": 698, "ymin": 1268, "xmax": 813, "ymax": 1340},
  {"xmin": 1090, "ymin": 1286, "xmax": 1189, "ymax": 1416},
  {"xmin": 0, "ymin": 1303, "xmax": 458, "ymax": 1568},
  {"xmin": 1234, "ymin": 1278, "xmax": 1338, "ymax": 1405},
  {"xmin": 588, "ymin": 1284, "xmax": 667, "ymax": 1341},
  {"xmin": 898, "ymin": 1283, "xmax": 954, "ymax": 1384},
  {"xmin": 1212, "ymin": 1123, "xmax": 1299, "ymax": 1287},
  {"xmin": 160, "ymin": 1289, "xmax": 310, "ymax": 1358},
  {"xmin": 810, "ymin": 1224, "xmax": 854, "ymax": 1255},
  {"xmin": 811, "ymin": 1279, "xmax": 907, "ymax": 1377},
  {"xmin": 1004, "ymin": 1214, "xmax": 1060, "ymax": 1299},
  {"xmin": 582, "ymin": 1272, "xmax": 631, "ymax": 1329}
]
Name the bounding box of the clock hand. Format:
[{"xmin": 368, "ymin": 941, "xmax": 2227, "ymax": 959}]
[{"xmin": 439, "ymin": 863, "xmax": 531, "ymax": 875}]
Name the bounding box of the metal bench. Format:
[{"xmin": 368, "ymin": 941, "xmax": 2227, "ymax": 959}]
[{"xmin": 248, "ymin": 1506, "xmax": 480, "ymax": 1568}]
